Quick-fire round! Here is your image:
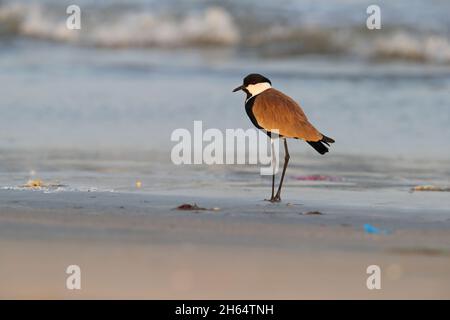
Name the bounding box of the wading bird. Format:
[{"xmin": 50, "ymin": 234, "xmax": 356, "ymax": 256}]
[{"xmin": 233, "ymin": 73, "xmax": 335, "ymax": 202}]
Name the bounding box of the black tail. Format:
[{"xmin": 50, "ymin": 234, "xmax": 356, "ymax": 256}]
[{"xmin": 307, "ymin": 134, "xmax": 335, "ymax": 155}]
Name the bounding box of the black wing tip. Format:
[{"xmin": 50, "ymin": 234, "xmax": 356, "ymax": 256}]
[{"xmin": 307, "ymin": 141, "xmax": 329, "ymax": 155}]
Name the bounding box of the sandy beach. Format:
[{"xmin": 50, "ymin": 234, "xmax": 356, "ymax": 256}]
[{"xmin": 1, "ymin": 189, "xmax": 449, "ymax": 299}]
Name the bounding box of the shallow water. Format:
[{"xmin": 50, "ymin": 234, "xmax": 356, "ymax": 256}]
[{"xmin": 1, "ymin": 41, "xmax": 450, "ymax": 154}]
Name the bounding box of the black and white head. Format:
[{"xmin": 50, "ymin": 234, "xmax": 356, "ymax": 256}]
[{"xmin": 233, "ymin": 73, "xmax": 272, "ymax": 99}]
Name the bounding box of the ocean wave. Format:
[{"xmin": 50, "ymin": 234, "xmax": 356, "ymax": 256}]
[
  {"xmin": 371, "ymin": 32, "xmax": 450, "ymax": 64},
  {"xmin": 242, "ymin": 24, "xmax": 450, "ymax": 64},
  {"xmin": 0, "ymin": 3, "xmax": 78, "ymax": 41},
  {"xmin": 1, "ymin": 2, "xmax": 450, "ymax": 64},
  {"xmin": 0, "ymin": 3, "xmax": 239, "ymax": 46},
  {"xmin": 92, "ymin": 8, "xmax": 240, "ymax": 47}
]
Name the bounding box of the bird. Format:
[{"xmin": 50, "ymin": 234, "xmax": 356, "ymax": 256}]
[{"xmin": 233, "ymin": 73, "xmax": 335, "ymax": 202}]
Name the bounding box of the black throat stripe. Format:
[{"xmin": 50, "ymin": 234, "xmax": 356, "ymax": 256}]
[{"xmin": 245, "ymin": 95, "xmax": 276, "ymax": 138}]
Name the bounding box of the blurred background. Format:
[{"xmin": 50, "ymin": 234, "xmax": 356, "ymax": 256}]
[{"xmin": 0, "ymin": 0, "xmax": 449, "ymax": 192}]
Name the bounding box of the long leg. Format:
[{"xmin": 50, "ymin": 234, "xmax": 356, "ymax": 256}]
[
  {"xmin": 266, "ymin": 138, "xmax": 276, "ymax": 201},
  {"xmin": 274, "ymin": 139, "xmax": 290, "ymax": 201},
  {"xmin": 271, "ymin": 171, "xmax": 275, "ymax": 200}
]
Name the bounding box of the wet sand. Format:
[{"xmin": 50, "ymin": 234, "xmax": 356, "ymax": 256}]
[{"xmin": 1, "ymin": 189, "xmax": 449, "ymax": 299}]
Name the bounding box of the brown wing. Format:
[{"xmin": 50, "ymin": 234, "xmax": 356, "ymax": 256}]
[{"xmin": 252, "ymin": 88, "xmax": 323, "ymax": 141}]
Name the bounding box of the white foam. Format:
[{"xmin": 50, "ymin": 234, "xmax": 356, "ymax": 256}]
[
  {"xmin": 91, "ymin": 7, "xmax": 240, "ymax": 48},
  {"xmin": 372, "ymin": 32, "xmax": 450, "ymax": 63},
  {"xmin": 0, "ymin": 3, "xmax": 239, "ymax": 47}
]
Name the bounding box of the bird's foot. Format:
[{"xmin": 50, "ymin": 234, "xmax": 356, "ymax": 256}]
[{"xmin": 264, "ymin": 196, "xmax": 281, "ymax": 203}]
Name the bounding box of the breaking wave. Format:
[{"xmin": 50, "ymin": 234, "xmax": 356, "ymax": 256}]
[
  {"xmin": 1, "ymin": 1, "xmax": 450, "ymax": 64},
  {"xmin": 0, "ymin": 3, "xmax": 240, "ymax": 46}
]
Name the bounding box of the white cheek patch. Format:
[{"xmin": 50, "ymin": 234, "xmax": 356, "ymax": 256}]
[{"xmin": 246, "ymin": 82, "xmax": 272, "ymax": 96}]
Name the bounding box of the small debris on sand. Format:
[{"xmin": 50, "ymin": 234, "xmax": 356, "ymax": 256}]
[
  {"xmin": 294, "ymin": 175, "xmax": 342, "ymax": 182},
  {"xmin": 301, "ymin": 211, "xmax": 324, "ymax": 215},
  {"xmin": 176, "ymin": 203, "xmax": 205, "ymax": 211},
  {"xmin": 21, "ymin": 179, "xmax": 65, "ymax": 189},
  {"xmin": 175, "ymin": 203, "xmax": 220, "ymax": 212},
  {"xmin": 411, "ymin": 185, "xmax": 450, "ymax": 192},
  {"xmin": 24, "ymin": 179, "xmax": 44, "ymax": 188},
  {"xmin": 364, "ymin": 223, "xmax": 391, "ymax": 235}
]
